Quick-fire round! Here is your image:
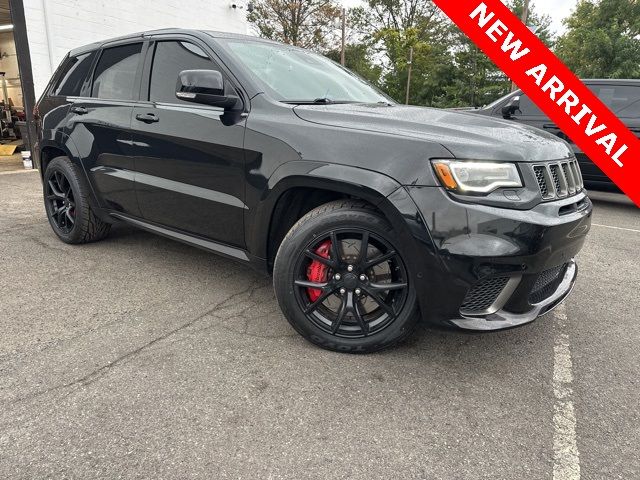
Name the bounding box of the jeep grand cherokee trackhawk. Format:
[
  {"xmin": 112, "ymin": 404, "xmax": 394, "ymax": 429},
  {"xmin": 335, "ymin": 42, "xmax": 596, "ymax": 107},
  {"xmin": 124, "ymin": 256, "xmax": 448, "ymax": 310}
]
[{"xmin": 34, "ymin": 30, "xmax": 592, "ymax": 353}]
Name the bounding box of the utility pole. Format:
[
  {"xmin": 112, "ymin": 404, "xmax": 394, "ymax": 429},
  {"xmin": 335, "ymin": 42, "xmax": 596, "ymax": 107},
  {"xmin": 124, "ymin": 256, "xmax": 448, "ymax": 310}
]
[
  {"xmin": 405, "ymin": 46, "xmax": 413, "ymax": 105},
  {"xmin": 522, "ymin": 0, "xmax": 530, "ymax": 24},
  {"xmin": 340, "ymin": 8, "xmax": 346, "ymax": 66},
  {"xmin": 512, "ymin": 0, "xmax": 530, "ymax": 91}
]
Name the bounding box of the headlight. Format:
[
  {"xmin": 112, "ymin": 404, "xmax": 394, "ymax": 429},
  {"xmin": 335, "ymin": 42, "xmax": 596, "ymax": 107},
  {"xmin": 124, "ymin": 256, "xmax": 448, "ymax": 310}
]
[{"xmin": 432, "ymin": 160, "xmax": 522, "ymax": 194}]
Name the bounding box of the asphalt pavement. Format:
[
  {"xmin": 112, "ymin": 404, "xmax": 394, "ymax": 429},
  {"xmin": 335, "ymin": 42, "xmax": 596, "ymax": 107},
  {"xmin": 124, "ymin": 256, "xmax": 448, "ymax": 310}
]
[{"xmin": 0, "ymin": 170, "xmax": 638, "ymax": 479}]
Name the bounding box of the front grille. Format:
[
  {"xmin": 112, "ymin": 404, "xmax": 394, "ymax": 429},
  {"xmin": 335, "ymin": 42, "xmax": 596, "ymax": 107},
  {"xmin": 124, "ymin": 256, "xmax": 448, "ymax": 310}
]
[
  {"xmin": 461, "ymin": 276, "xmax": 510, "ymax": 314},
  {"xmin": 532, "ymin": 159, "xmax": 583, "ymax": 201},
  {"xmin": 533, "ymin": 166, "xmax": 549, "ymax": 197},
  {"xmin": 561, "ymin": 163, "xmax": 576, "ymax": 195},
  {"xmin": 529, "ymin": 264, "xmax": 567, "ymax": 304}
]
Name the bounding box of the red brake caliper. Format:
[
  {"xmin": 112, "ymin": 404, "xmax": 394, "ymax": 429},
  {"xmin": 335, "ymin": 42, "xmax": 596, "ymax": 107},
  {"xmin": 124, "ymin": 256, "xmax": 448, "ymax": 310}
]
[{"xmin": 306, "ymin": 240, "xmax": 332, "ymax": 302}]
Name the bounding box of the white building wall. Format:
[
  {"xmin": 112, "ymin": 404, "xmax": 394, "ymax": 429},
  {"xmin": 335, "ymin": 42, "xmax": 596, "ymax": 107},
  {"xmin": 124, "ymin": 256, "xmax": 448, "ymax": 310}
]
[{"xmin": 23, "ymin": 0, "xmax": 251, "ymax": 97}]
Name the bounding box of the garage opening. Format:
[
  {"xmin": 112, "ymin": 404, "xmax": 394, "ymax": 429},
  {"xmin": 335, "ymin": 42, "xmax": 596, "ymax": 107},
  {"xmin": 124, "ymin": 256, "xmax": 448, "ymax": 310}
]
[{"xmin": 0, "ymin": 0, "xmax": 33, "ymax": 172}]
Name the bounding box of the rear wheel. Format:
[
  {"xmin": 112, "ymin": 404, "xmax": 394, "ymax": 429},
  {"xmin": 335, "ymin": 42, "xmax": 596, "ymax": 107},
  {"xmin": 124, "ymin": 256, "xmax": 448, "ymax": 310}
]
[
  {"xmin": 44, "ymin": 156, "xmax": 111, "ymax": 244},
  {"xmin": 273, "ymin": 200, "xmax": 419, "ymax": 353}
]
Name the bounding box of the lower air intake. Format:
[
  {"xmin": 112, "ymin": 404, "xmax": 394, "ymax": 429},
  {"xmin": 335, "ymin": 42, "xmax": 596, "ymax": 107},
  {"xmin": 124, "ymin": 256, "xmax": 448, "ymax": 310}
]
[
  {"xmin": 529, "ymin": 264, "xmax": 567, "ymax": 304},
  {"xmin": 460, "ymin": 276, "xmax": 510, "ymax": 315}
]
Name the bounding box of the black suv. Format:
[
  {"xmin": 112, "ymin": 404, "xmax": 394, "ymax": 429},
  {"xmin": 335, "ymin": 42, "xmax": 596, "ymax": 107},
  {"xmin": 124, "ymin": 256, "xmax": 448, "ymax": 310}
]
[
  {"xmin": 475, "ymin": 79, "xmax": 640, "ymax": 190},
  {"xmin": 34, "ymin": 29, "xmax": 592, "ymax": 353}
]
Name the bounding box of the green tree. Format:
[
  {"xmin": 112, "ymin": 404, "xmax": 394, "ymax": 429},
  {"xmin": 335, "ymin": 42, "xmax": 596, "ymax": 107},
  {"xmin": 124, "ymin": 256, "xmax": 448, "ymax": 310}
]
[
  {"xmin": 444, "ymin": 0, "xmax": 554, "ymax": 108},
  {"xmin": 510, "ymin": 0, "xmax": 554, "ymax": 46},
  {"xmin": 555, "ymin": 0, "xmax": 640, "ymax": 78},
  {"xmin": 324, "ymin": 43, "xmax": 384, "ymax": 86},
  {"xmin": 247, "ymin": 0, "xmax": 341, "ymax": 50},
  {"xmin": 351, "ymin": 0, "xmax": 455, "ymax": 105}
]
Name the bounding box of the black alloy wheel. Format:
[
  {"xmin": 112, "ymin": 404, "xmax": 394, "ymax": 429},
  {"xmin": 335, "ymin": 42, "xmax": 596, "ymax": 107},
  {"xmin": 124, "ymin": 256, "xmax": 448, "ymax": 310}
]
[
  {"xmin": 273, "ymin": 200, "xmax": 420, "ymax": 353},
  {"xmin": 45, "ymin": 170, "xmax": 76, "ymax": 234},
  {"xmin": 43, "ymin": 156, "xmax": 111, "ymax": 244},
  {"xmin": 293, "ymin": 228, "xmax": 409, "ymax": 338}
]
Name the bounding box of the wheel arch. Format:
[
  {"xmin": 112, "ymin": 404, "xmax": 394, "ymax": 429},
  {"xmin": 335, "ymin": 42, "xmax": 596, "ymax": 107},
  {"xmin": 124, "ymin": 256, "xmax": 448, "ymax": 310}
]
[
  {"xmin": 37, "ymin": 133, "xmax": 108, "ymax": 222},
  {"xmin": 245, "ymin": 161, "xmax": 430, "ymax": 272},
  {"xmin": 38, "ymin": 131, "xmax": 82, "ymax": 179}
]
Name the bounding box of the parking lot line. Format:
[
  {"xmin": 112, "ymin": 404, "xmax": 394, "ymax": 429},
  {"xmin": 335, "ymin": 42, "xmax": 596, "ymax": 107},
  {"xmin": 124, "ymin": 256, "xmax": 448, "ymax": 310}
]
[
  {"xmin": 591, "ymin": 223, "xmax": 640, "ymax": 234},
  {"xmin": 552, "ymin": 303, "xmax": 581, "ymax": 480}
]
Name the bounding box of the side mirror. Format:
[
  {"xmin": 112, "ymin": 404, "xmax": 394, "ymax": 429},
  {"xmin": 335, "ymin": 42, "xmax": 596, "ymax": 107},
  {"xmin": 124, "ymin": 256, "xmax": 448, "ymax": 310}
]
[
  {"xmin": 176, "ymin": 69, "xmax": 240, "ymax": 110},
  {"xmin": 501, "ymin": 95, "xmax": 521, "ymax": 119}
]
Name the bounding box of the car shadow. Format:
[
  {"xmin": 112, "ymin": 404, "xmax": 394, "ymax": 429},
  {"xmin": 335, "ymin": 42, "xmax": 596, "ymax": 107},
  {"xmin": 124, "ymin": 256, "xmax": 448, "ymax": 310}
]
[{"xmin": 100, "ymin": 222, "xmax": 553, "ymax": 370}]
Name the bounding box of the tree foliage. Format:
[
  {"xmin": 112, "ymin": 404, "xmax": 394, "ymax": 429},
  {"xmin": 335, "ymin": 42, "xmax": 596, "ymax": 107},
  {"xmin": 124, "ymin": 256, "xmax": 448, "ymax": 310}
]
[
  {"xmin": 247, "ymin": 0, "xmax": 341, "ymax": 50},
  {"xmin": 443, "ymin": 0, "xmax": 553, "ymax": 107},
  {"xmin": 247, "ymin": 0, "xmax": 638, "ymax": 108},
  {"xmin": 555, "ymin": 0, "xmax": 640, "ymax": 78},
  {"xmin": 350, "ymin": 0, "xmax": 455, "ymax": 105},
  {"xmin": 324, "ymin": 43, "xmax": 383, "ymax": 86}
]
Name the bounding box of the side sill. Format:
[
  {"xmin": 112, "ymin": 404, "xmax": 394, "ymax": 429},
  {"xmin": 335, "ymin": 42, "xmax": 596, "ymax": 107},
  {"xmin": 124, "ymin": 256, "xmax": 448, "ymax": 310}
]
[{"xmin": 111, "ymin": 213, "xmax": 250, "ymax": 261}]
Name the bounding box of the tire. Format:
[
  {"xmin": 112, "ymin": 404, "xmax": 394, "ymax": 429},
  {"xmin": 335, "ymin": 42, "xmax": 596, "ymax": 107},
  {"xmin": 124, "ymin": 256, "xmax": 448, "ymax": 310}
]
[
  {"xmin": 273, "ymin": 200, "xmax": 420, "ymax": 353},
  {"xmin": 43, "ymin": 156, "xmax": 111, "ymax": 244}
]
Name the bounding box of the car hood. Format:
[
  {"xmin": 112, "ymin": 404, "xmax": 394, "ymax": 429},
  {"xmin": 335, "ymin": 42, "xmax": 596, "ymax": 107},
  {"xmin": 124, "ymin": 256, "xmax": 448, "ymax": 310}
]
[{"xmin": 293, "ymin": 103, "xmax": 573, "ymax": 162}]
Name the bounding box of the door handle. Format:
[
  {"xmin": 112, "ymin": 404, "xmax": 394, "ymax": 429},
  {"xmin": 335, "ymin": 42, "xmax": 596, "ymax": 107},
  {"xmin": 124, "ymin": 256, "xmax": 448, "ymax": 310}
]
[
  {"xmin": 135, "ymin": 113, "xmax": 159, "ymax": 123},
  {"xmin": 542, "ymin": 123, "xmax": 559, "ymax": 130},
  {"xmin": 70, "ymin": 106, "xmax": 88, "ymax": 115}
]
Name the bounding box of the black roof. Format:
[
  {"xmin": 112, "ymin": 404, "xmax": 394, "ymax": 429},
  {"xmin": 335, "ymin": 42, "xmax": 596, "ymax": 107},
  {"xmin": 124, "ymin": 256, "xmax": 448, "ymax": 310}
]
[
  {"xmin": 512, "ymin": 78, "xmax": 640, "ymax": 93},
  {"xmin": 580, "ymin": 78, "xmax": 640, "ymax": 84},
  {"xmin": 68, "ymin": 28, "xmax": 275, "ymax": 56}
]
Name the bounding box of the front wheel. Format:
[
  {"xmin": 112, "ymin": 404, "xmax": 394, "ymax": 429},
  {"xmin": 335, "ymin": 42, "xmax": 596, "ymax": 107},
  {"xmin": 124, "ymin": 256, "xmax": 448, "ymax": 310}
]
[{"xmin": 273, "ymin": 200, "xmax": 419, "ymax": 353}]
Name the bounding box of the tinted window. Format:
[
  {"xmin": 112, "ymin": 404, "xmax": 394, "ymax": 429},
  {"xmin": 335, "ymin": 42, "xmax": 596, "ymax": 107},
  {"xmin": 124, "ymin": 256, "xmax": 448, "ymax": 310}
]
[
  {"xmin": 149, "ymin": 41, "xmax": 214, "ymax": 104},
  {"xmin": 618, "ymin": 99, "xmax": 640, "ymax": 117},
  {"xmin": 53, "ymin": 52, "xmax": 96, "ymax": 97},
  {"xmin": 92, "ymin": 43, "xmax": 142, "ymax": 100},
  {"xmin": 516, "ymin": 94, "xmax": 544, "ymax": 117},
  {"xmin": 589, "ymin": 84, "xmax": 640, "ymax": 116}
]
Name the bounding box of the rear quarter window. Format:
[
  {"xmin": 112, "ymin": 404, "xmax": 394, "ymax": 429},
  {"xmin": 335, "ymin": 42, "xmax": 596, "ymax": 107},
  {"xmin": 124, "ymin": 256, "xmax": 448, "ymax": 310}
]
[{"xmin": 51, "ymin": 51, "xmax": 97, "ymax": 97}]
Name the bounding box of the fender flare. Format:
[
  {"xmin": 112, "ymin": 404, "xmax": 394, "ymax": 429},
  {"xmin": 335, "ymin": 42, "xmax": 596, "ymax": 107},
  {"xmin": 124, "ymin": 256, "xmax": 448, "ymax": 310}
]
[
  {"xmin": 37, "ymin": 130, "xmax": 80, "ymax": 176},
  {"xmin": 245, "ymin": 160, "xmax": 440, "ymax": 320},
  {"xmin": 245, "ymin": 160, "xmax": 430, "ymax": 261},
  {"xmin": 37, "ymin": 130, "xmax": 105, "ymax": 218}
]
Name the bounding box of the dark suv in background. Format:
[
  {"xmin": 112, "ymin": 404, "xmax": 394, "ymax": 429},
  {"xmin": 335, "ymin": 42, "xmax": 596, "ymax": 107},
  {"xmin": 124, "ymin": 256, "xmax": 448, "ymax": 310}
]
[
  {"xmin": 475, "ymin": 79, "xmax": 640, "ymax": 190},
  {"xmin": 34, "ymin": 29, "xmax": 592, "ymax": 353}
]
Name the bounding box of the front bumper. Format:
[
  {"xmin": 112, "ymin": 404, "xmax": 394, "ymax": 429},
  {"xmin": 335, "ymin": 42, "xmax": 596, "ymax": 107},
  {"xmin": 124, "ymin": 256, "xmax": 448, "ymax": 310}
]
[
  {"xmin": 393, "ymin": 186, "xmax": 592, "ymax": 330},
  {"xmin": 450, "ymin": 260, "xmax": 577, "ymax": 330}
]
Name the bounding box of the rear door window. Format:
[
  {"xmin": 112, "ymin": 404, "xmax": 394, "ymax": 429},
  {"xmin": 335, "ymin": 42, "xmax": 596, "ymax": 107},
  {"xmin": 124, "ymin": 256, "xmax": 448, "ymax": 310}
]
[
  {"xmin": 52, "ymin": 51, "xmax": 97, "ymax": 97},
  {"xmin": 148, "ymin": 41, "xmax": 216, "ymax": 104},
  {"xmin": 92, "ymin": 43, "xmax": 143, "ymax": 100}
]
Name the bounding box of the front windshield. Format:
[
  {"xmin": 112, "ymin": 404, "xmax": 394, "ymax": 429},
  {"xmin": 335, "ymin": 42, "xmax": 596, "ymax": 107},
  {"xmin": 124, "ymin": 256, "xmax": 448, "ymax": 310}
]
[{"xmin": 220, "ymin": 39, "xmax": 391, "ymax": 104}]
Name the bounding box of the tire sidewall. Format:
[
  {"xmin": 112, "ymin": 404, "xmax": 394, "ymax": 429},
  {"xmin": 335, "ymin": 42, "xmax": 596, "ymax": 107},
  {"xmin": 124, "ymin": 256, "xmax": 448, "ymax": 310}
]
[
  {"xmin": 44, "ymin": 157, "xmax": 88, "ymax": 243},
  {"xmin": 274, "ymin": 205, "xmax": 419, "ymax": 353}
]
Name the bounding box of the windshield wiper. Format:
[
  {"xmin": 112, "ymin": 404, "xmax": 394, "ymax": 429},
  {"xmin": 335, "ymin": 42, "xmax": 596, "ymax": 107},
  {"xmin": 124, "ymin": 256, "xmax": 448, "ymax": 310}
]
[
  {"xmin": 312, "ymin": 97, "xmax": 335, "ymax": 104},
  {"xmin": 281, "ymin": 98, "xmax": 360, "ymax": 105}
]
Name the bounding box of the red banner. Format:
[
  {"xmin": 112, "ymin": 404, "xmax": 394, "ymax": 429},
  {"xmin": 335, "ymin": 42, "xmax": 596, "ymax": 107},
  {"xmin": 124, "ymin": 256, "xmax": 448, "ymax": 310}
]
[{"xmin": 433, "ymin": 0, "xmax": 640, "ymax": 206}]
